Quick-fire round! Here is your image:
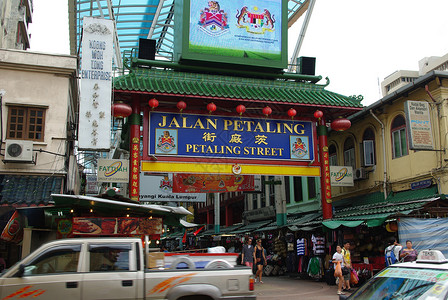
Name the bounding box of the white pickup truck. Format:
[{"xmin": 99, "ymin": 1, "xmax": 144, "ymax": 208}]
[{"xmin": 0, "ymin": 238, "xmax": 255, "ymax": 300}]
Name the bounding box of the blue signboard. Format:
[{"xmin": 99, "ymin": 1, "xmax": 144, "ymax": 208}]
[{"xmin": 148, "ymin": 112, "xmax": 315, "ymax": 161}]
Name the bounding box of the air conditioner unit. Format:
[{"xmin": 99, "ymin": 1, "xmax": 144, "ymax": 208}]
[
  {"xmin": 4, "ymin": 140, "xmax": 34, "ymax": 162},
  {"xmin": 354, "ymin": 168, "xmax": 368, "ymax": 180}
]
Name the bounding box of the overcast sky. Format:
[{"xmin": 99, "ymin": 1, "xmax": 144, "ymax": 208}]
[{"xmin": 29, "ymin": 0, "xmax": 448, "ymax": 106}]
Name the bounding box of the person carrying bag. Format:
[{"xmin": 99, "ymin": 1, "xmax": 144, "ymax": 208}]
[{"xmin": 332, "ymin": 245, "xmax": 345, "ymax": 295}]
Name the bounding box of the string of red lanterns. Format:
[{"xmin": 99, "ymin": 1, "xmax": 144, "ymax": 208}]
[{"xmin": 145, "ymin": 100, "xmax": 351, "ymax": 130}]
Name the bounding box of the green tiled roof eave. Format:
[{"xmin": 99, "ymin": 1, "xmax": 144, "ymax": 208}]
[{"xmin": 113, "ymin": 69, "xmax": 363, "ymax": 108}]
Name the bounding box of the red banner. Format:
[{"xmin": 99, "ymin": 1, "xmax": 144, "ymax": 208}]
[
  {"xmin": 1, "ymin": 211, "xmax": 23, "ymax": 243},
  {"xmin": 72, "ymin": 217, "xmax": 162, "ymax": 235},
  {"xmin": 172, "ymin": 174, "xmax": 254, "ymax": 193}
]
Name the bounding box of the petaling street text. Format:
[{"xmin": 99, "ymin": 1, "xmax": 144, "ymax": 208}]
[
  {"xmin": 185, "ymin": 144, "xmax": 284, "ymax": 156},
  {"xmin": 157, "ymin": 115, "xmax": 305, "ymax": 135}
]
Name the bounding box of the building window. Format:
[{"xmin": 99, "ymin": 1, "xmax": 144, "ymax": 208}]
[
  {"xmin": 293, "ymin": 177, "xmax": 303, "ymax": 202},
  {"xmin": 391, "ymin": 115, "xmax": 408, "ymax": 159},
  {"xmin": 362, "ymin": 128, "xmax": 375, "ymax": 166},
  {"xmin": 307, "ymin": 177, "xmax": 317, "ymax": 199},
  {"xmin": 7, "ymin": 106, "xmax": 46, "ymax": 141},
  {"xmin": 252, "ymin": 194, "xmax": 258, "ymax": 209},
  {"xmin": 343, "ymin": 137, "xmax": 356, "ymax": 169},
  {"xmin": 329, "ymin": 144, "xmax": 337, "ymax": 166},
  {"xmin": 260, "ymin": 176, "xmax": 266, "ymax": 207}
]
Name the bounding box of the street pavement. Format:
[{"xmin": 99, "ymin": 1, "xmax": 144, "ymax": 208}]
[{"xmin": 253, "ymin": 276, "xmax": 356, "ymax": 300}]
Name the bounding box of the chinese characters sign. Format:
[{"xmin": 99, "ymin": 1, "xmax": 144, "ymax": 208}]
[
  {"xmin": 148, "ymin": 112, "xmax": 315, "ymax": 161},
  {"xmin": 79, "ymin": 17, "xmax": 113, "ymax": 150}
]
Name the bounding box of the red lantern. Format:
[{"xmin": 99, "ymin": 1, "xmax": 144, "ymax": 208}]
[
  {"xmin": 287, "ymin": 108, "xmax": 297, "ymax": 119},
  {"xmin": 331, "ymin": 117, "xmax": 351, "ymax": 131},
  {"xmin": 236, "ymin": 104, "xmax": 246, "ymax": 116},
  {"xmin": 207, "ymin": 102, "xmax": 217, "ymax": 114},
  {"xmin": 314, "ymin": 110, "xmax": 323, "ymax": 119},
  {"xmin": 112, "ymin": 102, "xmax": 132, "ymax": 118},
  {"xmin": 148, "ymin": 98, "xmax": 159, "ymax": 110},
  {"xmin": 177, "ymin": 101, "xmax": 187, "ymax": 112},
  {"xmin": 262, "ymin": 106, "xmax": 272, "ymax": 117}
]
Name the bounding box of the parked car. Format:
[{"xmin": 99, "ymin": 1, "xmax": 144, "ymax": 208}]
[{"xmin": 0, "ymin": 237, "xmax": 255, "ymax": 300}]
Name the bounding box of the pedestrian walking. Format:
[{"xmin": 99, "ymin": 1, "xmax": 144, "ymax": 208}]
[
  {"xmin": 342, "ymin": 241, "xmax": 352, "ymax": 292},
  {"xmin": 241, "ymin": 238, "xmax": 254, "ymax": 268},
  {"xmin": 332, "ymin": 245, "xmax": 345, "ymax": 295},
  {"xmin": 253, "ymin": 239, "xmax": 267, "ymax": 283}
]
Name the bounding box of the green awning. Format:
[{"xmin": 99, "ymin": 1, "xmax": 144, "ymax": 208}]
[
  {"xmin": 232, "ymin": 220, "xmax": 273, "ymax": 234},
  {"xmin": 322, "ymin": 220, "xmax": 363, "ymax": 229}
]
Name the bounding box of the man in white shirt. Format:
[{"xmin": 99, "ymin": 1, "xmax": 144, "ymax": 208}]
[{"xmin": 385, "ymin": 238, "xmax": 402, "ymax": 266}]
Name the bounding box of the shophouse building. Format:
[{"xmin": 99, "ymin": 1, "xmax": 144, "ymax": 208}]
[{"xmin": 0, "ymin": 48, "xmax": 79, "ymax": 265}]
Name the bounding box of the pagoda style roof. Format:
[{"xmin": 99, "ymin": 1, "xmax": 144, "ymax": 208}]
[{"xmin": 114, "ymin": 68, "xmax": 363, "ymax": 115}]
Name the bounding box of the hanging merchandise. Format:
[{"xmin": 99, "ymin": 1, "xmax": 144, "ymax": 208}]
[
  {"xmin": 311, "ymin": 234, "xmax": 325, "ymax": 255},
  {"xmin": 297, "ymin": 238, "xmax": 306, "ymax": 256}
]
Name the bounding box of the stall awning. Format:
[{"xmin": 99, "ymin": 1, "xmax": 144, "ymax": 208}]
[
  {"xmin": 232, "ymin": 220, "xmax": 273, "ymax": 234},
  {"xmin": 327, "ymin": 186, "xmax": 443, "ymax": 228},
  {"xmin": 322, "ymin": 220, "xmax": 364, "ymax": 229},
  {"xmin": 220, "ymin": 223, "xmax": 245, "ymax": 234},
  {"xmin": 50, "ymin": 194, "xmax": 192, "ymax": 226},
  {"xmin": 180, "ymin": 219, "xmax": 200, "ymax": 228}
]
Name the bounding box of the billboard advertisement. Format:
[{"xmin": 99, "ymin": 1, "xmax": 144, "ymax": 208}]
[
  {"xmin": 330, "ymin": 166, "xmax": 354, "ymax": 187},
  {"xmin": 404, "ymin": 100, "xmax": 434, "ymax": 150},
  {"xmin": 175, "ymin": 0, "xmax": 287, "ymax": 69},
  {"xmin": 140, "ymin": 173, "xmax": 206, "ymax": 203},
  {"xmin": 148, "ymin": 111, "xmax": 315, "ymax": 161},
  {"xmin": 97, "ymin": 159, "xmax": 129, "ymax": 183}
]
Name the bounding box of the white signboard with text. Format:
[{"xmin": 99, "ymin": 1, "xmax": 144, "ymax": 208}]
[
  {"xmin": 330, "ymin": 166, "xmax": 354, "ymax": 187},
  {"xmin": 97, "ymin": 159, "xmax": 129, "ymax": 183},
  {"xmin": 140, "ymin": 173, "xmax": 206, "ymax": 203},
  {"xmin": 404, "ymin": 100, "xmax": 434, "ymax": 150},
  {"xmin": 79, "ymin": 17, "xmax": 113, "ymax": 150}
]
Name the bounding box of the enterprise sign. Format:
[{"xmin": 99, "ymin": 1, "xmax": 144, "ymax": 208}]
[{"xmin": 148, "ymin": 112, "xmax": 315, "ymax": 161}]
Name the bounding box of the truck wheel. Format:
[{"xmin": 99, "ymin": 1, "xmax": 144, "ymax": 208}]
[
  {"xmin": 204, "ymin": 259, "xmax": 233, "ymax": 269},
  {"xmin": 170, "ymin": 256, "xmax": 196, "ymax": 269}
]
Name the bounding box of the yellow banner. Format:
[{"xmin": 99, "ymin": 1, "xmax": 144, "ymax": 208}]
[{"xmin": 141, "ymin": 161, "xmax": 320, "ymax": 177}]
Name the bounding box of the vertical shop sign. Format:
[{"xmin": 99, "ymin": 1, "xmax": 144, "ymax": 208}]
[
  {"xmin": 322, "ymin": 148, "xmax": 332, "ymax": 201},
  {"xmin": 79, "ymin": 17, "xmax": 113, "ymax": 150},
  {"xmin": 130, "ymin": 137, "xmax": 140, "ymax": 200}
]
